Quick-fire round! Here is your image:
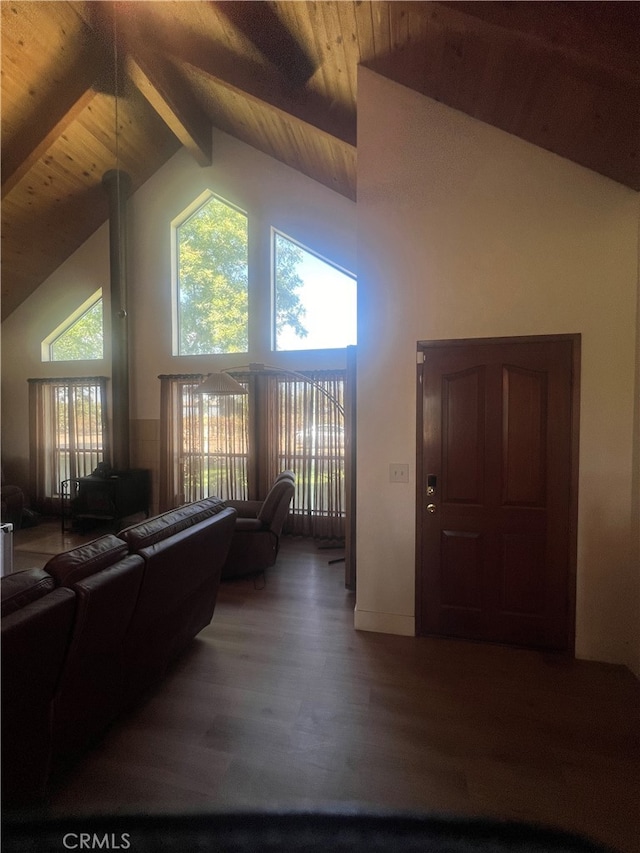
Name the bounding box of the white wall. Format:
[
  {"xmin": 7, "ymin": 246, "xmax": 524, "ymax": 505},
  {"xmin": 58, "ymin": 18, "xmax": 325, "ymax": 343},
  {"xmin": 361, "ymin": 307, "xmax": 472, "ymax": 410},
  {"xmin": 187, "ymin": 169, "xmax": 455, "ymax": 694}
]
[
  {"xmin": 1, "ymin": 226, "xmax": 112, "ymax": 486},
  {"xmin": 356, "ymin": 67, "xmax": 640, "ymax": 675},
  {"xmin": 1, "ymin": 127, "xmax": 356, "ymax": 495}
]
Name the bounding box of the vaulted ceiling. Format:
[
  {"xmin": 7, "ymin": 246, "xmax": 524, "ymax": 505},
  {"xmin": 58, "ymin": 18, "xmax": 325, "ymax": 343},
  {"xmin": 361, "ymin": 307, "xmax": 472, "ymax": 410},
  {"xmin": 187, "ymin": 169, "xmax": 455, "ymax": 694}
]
[{"xmin": 2, "ymin": 1, "xmax": 638, "ymax": 321}]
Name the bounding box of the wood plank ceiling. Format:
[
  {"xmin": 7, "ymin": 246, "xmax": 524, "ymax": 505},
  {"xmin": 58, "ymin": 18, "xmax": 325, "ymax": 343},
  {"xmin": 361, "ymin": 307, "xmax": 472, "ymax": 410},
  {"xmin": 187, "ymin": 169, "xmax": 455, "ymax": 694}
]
[{"xmin": 1, "ymin": 1, "xmax": 638, "ymax": 321}]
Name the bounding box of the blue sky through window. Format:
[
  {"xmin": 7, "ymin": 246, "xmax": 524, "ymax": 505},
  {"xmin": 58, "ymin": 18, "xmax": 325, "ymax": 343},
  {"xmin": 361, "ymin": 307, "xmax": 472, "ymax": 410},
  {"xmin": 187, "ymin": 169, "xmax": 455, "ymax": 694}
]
[{"xmin": 274, "ymin": 233, "xmax": 356, "ymax": 351}]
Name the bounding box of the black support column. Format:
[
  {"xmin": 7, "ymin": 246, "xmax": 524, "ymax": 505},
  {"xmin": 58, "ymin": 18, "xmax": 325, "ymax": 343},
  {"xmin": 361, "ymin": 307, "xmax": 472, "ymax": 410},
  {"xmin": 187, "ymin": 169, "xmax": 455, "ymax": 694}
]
[{"xmin": 102, "ymin": 169, "xmax": 131, "ymax": 472}]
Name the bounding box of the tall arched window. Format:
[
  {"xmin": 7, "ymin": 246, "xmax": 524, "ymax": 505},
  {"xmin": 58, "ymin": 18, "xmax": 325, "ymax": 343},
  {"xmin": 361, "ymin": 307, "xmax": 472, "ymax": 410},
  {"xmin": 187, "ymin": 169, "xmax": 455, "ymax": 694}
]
[{"xmin": 174, "ymin": 192, "xmax": 249, "ymax": 355}]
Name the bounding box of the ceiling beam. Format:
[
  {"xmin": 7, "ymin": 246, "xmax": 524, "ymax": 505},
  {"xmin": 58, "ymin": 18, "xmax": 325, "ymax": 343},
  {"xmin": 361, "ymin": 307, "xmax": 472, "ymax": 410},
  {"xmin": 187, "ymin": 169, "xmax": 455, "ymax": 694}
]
[
  {"xmin": 163, "ymin": 28, "xmax": 356, "ymax": 149},
  {"xmin": 111, "ymin": 1, "xmax": 355, "ymax": 148},
  {"xmin": 1, "ymin": 52, "xmax": 98, "ymax": 199},
  {"xmin": 184, "ymin": 54, "xmax": 357, "ymax": 156},
  {"xmin": 212, "ymin": 0, "xmax": 317, "ymax": 87},
  {"xmin": 83, "ymin": 1, "xmax": 212, "ymax": 167},
  {"xmin": 125, "ymin": 49, "xmax": 212, "ymax": 167}
]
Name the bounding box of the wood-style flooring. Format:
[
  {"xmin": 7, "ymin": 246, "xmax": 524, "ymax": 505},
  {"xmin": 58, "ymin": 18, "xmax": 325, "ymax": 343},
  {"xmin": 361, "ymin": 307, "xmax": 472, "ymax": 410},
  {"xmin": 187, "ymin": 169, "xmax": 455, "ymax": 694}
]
[{"xmin": 11, "ymin": 522, "xmax": 640, "ymax": 853}]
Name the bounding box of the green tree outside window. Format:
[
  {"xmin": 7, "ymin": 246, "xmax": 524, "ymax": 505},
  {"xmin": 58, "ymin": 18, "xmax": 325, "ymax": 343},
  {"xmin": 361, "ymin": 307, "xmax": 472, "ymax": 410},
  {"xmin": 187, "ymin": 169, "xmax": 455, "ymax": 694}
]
[
  {"xmin": 178, "ymin": 197, "xmax": 249, "ymax": 355},
  {"xmin": 177, "ymin": 194, "xmax": 307, "ymax": 354},
  {"xmin": 50, "ymin": 299, "xmax": 103, "ymax": 361}
]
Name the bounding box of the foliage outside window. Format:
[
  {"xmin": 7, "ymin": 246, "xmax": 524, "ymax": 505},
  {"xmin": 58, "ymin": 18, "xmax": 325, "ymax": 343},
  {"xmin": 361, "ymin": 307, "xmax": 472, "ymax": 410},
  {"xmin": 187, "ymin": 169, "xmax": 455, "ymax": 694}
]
[
  {"xmin": 43, "ymin": 292, "xmax": 103, "ymax": 362},
  {"xmin": 176, "ymin": 195, "xmax": 249, "ymax": 355},
  {"xmin": 273, "ymin": 230, "xmax": 356, "ymax": 351}
]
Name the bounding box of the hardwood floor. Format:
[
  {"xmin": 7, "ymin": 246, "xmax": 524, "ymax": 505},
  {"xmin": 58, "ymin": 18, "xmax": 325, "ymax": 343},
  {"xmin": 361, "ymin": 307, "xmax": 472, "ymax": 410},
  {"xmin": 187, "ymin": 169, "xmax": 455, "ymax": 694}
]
[{"xmin": 11, "ymin": 522, "xmax": 640, "ymax": 852}]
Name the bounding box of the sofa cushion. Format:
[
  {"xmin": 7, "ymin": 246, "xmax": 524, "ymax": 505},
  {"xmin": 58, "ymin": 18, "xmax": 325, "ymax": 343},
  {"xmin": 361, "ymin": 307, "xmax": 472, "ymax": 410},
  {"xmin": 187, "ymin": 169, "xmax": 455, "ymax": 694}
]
[
  {"xmin": 45, "ymin": 535, "xmax": 129, "ymax": 587},
  {"xmin": 1, "ymin": 568, "xmax": 55, "ymax": 617},
  {"xmin": 118, "ymin": 497, "xmax": 226, "ymax": 551}
]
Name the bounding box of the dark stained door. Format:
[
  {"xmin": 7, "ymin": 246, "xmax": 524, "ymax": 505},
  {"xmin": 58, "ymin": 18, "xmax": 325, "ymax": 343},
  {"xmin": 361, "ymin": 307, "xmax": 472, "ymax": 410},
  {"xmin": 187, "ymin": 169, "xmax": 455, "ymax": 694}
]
[{"xmin": 417, "ymin": 337, "xmax": 577, "ymax": 651}]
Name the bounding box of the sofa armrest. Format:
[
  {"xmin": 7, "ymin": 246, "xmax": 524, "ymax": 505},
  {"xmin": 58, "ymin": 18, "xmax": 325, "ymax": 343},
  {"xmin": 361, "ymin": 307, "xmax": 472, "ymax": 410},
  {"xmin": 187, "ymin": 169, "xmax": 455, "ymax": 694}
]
[
  {"xmin": 1, "ymin": 568, "xmax": 55, "ymax": 617},
  {"xmin": 224, "ymin": 500, "xmax": 262, "ymax": 518}
]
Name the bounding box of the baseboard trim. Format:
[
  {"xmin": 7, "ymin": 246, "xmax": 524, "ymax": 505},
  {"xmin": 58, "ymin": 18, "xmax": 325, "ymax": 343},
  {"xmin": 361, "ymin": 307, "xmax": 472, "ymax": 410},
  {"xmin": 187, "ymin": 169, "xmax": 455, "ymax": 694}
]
[{"xmin": 354, "ymin": 607, "xmax": 415, "ymax": 636}]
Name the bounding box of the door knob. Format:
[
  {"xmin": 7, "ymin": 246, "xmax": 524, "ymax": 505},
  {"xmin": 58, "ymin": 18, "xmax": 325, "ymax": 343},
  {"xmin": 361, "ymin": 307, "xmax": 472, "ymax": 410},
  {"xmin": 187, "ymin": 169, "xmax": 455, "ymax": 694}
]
[{"xmin": 426, "ymin": 503, "xmax": 437, "ymax": 514}]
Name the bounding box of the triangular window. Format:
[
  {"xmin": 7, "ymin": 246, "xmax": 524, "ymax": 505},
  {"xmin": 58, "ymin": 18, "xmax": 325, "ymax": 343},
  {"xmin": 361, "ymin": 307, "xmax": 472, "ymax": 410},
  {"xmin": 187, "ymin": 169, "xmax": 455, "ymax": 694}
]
[
  {"xmin": 272, "ymin": 230, "xmax": 356, "ymax": 351},
  {"xmin": 42, "ymin": 291, "xmax": 104, "ymax": 362}
]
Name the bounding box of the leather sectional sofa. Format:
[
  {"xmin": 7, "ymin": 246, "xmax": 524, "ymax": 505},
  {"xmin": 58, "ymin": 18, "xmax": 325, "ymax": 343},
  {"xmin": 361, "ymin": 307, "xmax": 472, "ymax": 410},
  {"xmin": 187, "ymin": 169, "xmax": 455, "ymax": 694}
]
[{"xmin": 1, "ymin": 497, "xmax": 237, "ymax": 808}]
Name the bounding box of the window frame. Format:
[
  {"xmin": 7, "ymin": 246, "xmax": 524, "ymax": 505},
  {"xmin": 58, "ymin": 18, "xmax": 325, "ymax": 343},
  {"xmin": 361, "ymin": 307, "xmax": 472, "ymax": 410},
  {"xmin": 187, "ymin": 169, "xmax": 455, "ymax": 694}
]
[
  {"xmin": 171, "ymin": 189, "xmax": 250, "ymax": 357},
  {"xmin": 270, "ymin": 227, "xmax": 357, "ymax": 353},
  {"xmin": 41, "ymin": 289, "xmax": 103, "ymax": 362}
]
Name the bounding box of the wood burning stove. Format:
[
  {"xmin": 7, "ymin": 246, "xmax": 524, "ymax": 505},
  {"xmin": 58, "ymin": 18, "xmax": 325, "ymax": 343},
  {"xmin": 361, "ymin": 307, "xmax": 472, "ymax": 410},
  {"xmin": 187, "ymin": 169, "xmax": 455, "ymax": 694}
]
[{"xmin": 62, "ymin": 469, "xmax": 150, "ymax": 533}]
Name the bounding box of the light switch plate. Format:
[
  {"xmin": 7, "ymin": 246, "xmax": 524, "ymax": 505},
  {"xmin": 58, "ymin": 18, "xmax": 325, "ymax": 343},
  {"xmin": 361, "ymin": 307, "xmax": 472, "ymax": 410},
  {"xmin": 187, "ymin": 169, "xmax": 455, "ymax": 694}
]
[{"xmin": 389, "ymin": 463, "xmax": 409, "ymax": 483}]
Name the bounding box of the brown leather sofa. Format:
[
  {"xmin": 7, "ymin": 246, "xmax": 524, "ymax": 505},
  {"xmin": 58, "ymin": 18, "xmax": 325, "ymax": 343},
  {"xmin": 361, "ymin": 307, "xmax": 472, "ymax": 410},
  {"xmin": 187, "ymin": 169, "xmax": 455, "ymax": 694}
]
[
  {"xmin": 1, "ymin": 497, "xmax": 237, "ymax": 808},
  {"xmin": 1, "ymin": 569, "xmax": 76, "ymax": 805},
  {"xmin": 117, "ymin": 498, "xmax": 237, "ymax": 698},
  {"xmin": 44, "ymin": 535, "xmax": 147, "ymax": 765},
  {"xmin": 222, "ymin": 471, "xmax": 295, "ymax": 579}
]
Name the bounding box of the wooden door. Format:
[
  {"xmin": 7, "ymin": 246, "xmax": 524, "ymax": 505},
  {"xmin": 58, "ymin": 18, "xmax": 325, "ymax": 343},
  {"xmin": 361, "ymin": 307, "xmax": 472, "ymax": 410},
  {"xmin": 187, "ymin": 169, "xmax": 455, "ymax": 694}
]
[{"xmin": 417, "ymin": 336, "xmax": 578, "ymax": 651}]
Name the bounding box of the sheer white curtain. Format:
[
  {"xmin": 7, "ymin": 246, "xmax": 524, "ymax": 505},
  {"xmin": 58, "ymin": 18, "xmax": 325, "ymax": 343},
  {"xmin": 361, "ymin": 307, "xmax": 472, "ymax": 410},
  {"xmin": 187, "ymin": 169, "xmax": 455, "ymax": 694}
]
[
  {"xmin": 28, "ymin": 376, "xmax": 108, "ymax": 512},
  {"xmin": 158, "ymin": 374, "xmax": 249, "ymax": 511},
  {"xmin": 274, "ymin": 371, "xmax": 345, "ymax": 539},
  {"xmin": 158, "ymin": 370, "xmax": 346, "ymax": 540}
]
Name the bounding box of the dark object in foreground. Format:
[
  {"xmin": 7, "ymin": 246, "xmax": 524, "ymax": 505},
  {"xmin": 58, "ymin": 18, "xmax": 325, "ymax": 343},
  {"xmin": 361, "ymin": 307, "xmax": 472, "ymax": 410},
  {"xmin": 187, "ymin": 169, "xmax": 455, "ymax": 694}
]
[{"xmin": 1, "ymin": 810, "xmax": 618, "ymax": 853}]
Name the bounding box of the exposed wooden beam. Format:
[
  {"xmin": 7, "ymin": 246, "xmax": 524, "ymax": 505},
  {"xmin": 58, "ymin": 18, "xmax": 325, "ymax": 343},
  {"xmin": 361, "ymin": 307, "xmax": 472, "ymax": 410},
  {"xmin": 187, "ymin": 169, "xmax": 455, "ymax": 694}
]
[
  {"xmin": 115, "ymin": 1, "xmax": 355, "ymax": 149},
  {"xmin": 126, "ymin": 49, "xmax": 212, "ymax": 167},
  {"xmin": 213, "ymin": 0, "xmax": 317, "ymax": 87},
  {"xmin": 167, "ymin": 30, "xmax": 355, "ymax": 149},
  {"xmin": 1, "ymin": 54, "xmax": 98, "ymax": 199},
  {"xmin": 82, "ymin": 1, "xmax": 212, "ymax": 167},
  {"xmin": 184, "ymin": 55, "xmax": 356, "ymax": 157}
]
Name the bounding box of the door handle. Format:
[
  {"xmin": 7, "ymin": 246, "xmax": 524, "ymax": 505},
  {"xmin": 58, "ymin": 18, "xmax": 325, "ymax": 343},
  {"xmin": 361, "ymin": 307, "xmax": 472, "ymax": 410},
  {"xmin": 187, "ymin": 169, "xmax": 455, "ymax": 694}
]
[{"xmin": 426, "ymin": 503, "xmax": 437, "ymax": 514}]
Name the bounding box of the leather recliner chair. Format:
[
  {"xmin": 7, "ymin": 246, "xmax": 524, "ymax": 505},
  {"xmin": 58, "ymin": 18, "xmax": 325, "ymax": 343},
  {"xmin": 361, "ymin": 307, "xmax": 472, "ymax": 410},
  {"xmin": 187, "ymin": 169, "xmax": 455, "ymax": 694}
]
[{"xmin": 222, "ymin": 472, "xmax": 295, "ymax": 579}]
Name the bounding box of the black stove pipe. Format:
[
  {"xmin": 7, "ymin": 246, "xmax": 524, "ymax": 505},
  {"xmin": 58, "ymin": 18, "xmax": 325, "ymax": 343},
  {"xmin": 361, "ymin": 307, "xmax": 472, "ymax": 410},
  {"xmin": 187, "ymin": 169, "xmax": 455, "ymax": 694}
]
[{"xmin": 102, "ymin": 169, "xmax": 131, "ymax": 472}]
